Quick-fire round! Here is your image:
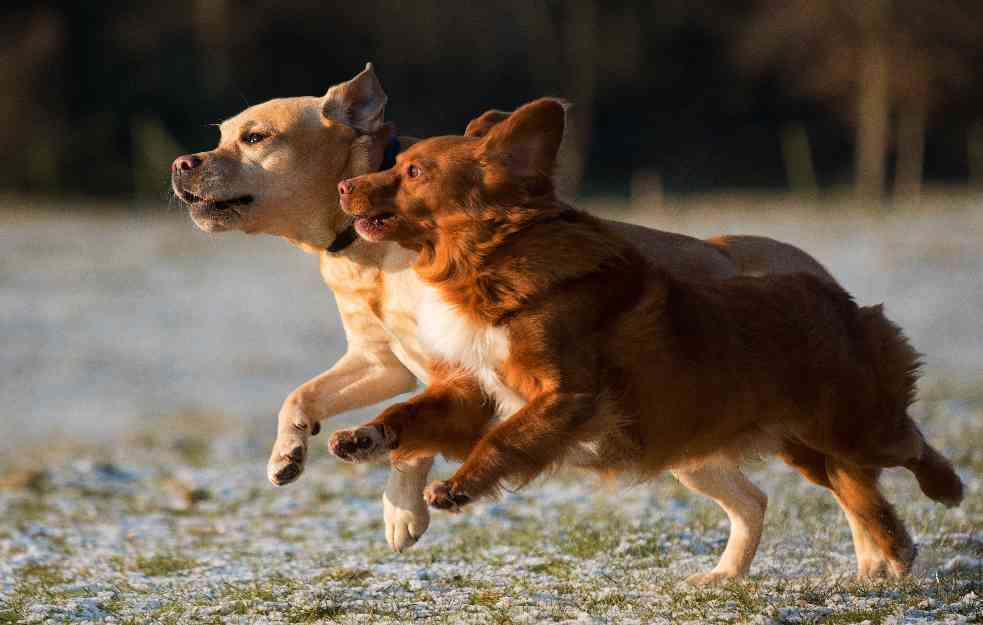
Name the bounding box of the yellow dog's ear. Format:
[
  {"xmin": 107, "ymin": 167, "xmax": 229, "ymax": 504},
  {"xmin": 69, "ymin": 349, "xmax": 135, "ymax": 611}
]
[
  {"xmin": 349, "ymin": 122, "xmax": 398, "ymax": 175},
  {"xmin": 322, "ymin": 62, "xmax": 388, "ymax": 133},
  {"xmin": 464, "ymin": 109, "xmax": 511, "ymax": 138},
  {"xmin": 479, "ymin": 98, "xmax": 567, "ymax": 179}
]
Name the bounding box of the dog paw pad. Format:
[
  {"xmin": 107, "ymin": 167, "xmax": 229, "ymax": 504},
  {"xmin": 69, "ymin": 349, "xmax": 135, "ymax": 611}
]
[
  {"xmin": 329, "ymin": 425, "xmax": 395, "ymax": 463},
  {"xmin": 423, "ymin": 481, "xmax": 471, "ymax": 512},
  {"xmin": 268, "ymin": 441, "xmax": 307, "ymax": 486}
]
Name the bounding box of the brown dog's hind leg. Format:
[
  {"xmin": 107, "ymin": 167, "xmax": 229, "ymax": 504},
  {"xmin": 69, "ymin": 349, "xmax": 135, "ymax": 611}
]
[
  {"xmin": 779, "ymin": 442, "xmax": 892, "ymax": 579},
  {"xmin": 673, "ymin": 462, "xmax": 767, "ymax": 585},
  {"xmin": 825, "ymin": 457, "xmax": 916, "ymax": 578}
]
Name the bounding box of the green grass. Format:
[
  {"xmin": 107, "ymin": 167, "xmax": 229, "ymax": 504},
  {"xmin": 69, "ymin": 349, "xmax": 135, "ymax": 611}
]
[
  {"xmin": 6, "ymin": 496, "xmax": 54, "ymax": 523},
  {"xmin": 821, "ymin": 607, "xmax": 896, "ymax": 624},
  {"xmin": 560, "ymin": 521, "xmax": 621, "ymax": 559},
  {"xmin": 0, "ymin": 373, "xmax": 979, "ymax": 625},
  {"xmin": 286, "ymin": 601, "xmax": 346, "ymax": 623},
  {"xmin": 469, "ymin": 589, "xmax": 504, "ymax": 607},
  {"xmin": 317, "ymin": 567, "xmax": 372, "ymax": 584},
  {"xmin": 526, "ymin": 558, "xmax": 571, "ymax": 577},
  {"xmin": 14, "ymin": 561, "xmax": 66, "ymax": 587},
  {"xmin": 133, "ymin": 553, "xmax": 197, "ymax": 576}
]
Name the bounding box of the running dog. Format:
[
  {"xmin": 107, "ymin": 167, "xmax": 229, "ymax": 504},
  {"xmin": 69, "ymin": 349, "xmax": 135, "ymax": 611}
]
[{"xmin": 331, "ymin": 98, "xmax": 963, "ymax": 581}]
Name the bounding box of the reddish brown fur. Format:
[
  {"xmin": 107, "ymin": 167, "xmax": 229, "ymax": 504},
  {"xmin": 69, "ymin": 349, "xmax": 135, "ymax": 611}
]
[
  {"xmin": 463, "ymin": 109, "xmax": 512, "ymax": 138},
  {"xmin": 365, "ymin": 361, "xmax": 492, "ymax": 463},
  {"xmin": 339, "ymin": 98, "xmax": 963, "ymax": 565}
]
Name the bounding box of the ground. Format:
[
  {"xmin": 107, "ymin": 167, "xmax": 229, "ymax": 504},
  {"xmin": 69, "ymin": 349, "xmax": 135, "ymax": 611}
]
[{"xmin": 0, "ymin": 194, "xmax": 980, "ymax": 624}]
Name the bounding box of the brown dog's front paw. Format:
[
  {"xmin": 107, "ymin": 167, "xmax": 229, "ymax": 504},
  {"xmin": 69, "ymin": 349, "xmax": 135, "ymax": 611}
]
[
  {"xmin": 329, "ymin": 425, "xmax": 397, "ymax": 463},
  {"xmin": 423, "ymin": 480, "xmax": 471, "ymax": 512}
]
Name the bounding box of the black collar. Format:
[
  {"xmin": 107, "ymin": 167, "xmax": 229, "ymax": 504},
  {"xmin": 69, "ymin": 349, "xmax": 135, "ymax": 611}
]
[
  {"xmin": 326, "ymin": 222, "xmax": 359, "ymax": 253},
  {"xmin": 327, "ymin": 135, "xmax": 401, "ymax": 254}
]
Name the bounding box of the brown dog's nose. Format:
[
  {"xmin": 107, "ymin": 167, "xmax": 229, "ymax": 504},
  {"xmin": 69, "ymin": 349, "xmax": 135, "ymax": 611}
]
[
  {"xmin": 338, "ymin": 179, "xmax": 355, "ymax": 196},
  {"xmin": 172, "ymin": 154, "xmax": 203, "ymax": 173}
]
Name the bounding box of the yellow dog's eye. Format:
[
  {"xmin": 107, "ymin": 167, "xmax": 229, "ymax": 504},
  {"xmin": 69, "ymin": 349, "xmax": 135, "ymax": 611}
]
[
  {"xmin": 407, "ymin": 164, "xmax": 421, "ymax": 178},
  {"xmin": 242, "ymin": 132, "xmax": 267, "ymax": 145}
]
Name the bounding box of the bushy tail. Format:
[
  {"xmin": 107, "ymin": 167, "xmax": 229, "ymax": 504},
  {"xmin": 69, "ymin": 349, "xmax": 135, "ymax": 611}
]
[
  {"xmin": 857, "ymin": 305, "xmax": 964, "ymax": 507},
  {"xmin": 857, "ymin": 304, "xmax": 921, "ymax": 418}
]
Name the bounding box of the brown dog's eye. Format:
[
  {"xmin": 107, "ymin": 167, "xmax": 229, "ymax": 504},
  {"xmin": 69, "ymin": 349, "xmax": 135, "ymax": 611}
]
[
  {"xmin": 242, "ymin": 132, "xmax": 267, "ymax": 145},
  {"xmin": 407, "ymin": 164, "xmax": 421, "ymax": 179}
]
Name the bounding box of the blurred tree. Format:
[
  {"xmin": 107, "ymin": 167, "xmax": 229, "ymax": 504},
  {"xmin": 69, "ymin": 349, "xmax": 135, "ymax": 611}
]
[
  {"xmin": 558, "ymin": 0, "xmax": 598, "ymax": 198},
  {"xmin": 0, "ymin": 9, "xmax": 65, "ymax": 192},
  {"xmin": 726, "ymin": 0, "xmax": 983, "ymax": 203},
  {"xmin": 0, "ymin": 1, "xmax": 980, "ymax": 199}
]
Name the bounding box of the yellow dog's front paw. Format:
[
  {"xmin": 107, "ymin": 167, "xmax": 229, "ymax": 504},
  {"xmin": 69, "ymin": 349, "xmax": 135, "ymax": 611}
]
[
  {"xmin": 267, "ymin": 431, "xmax": 311, "ymax": 486},
  {"xmin": 268, "ymin": 402, "xmax": 321, "ymax": 486}
]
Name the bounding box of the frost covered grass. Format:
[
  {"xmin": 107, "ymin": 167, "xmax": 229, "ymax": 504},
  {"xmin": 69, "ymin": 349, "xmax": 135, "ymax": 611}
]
[
  {"xmin": 0, "ymin": 398, "xmax": 980, "ymax": 624},
  {"xmin": 1, "ymin": 193, "xmax": 981, "ymax": 623}
]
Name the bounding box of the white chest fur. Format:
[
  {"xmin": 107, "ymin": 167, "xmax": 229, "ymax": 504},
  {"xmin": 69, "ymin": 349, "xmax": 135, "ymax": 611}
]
[{"xmin": 417, "ymin": 286, "xmax": 527, "ymax": 418}]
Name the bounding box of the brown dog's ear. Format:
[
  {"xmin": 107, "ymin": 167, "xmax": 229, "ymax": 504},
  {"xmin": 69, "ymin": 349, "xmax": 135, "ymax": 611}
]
[
  {"xmin": 479, "ymin": 98, "xmax": 566, "ymax": 179},
  {"xmin": 322, "ymin": 62, "xmax": 388, "ymax": 133},
  {"xmin": 464, "ymin": 109, "xmax": 512, "ymax": 138}
]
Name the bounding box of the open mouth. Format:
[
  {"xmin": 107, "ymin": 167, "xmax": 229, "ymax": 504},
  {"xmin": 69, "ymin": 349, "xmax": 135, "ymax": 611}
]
[
  {"xmin": 354, "ymin": 213, "xmax": 396, "ymax": 240},
  {"xmin": 176, "ymin": 188, "xmax": 255, "ymax": 232},
  {"xmin": 177, "ymin": 189, "xmax": 254, "ymax": 211}
]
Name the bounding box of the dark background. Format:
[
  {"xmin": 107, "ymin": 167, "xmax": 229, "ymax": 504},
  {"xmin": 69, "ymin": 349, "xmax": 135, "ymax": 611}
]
[{"xmin": 2, "ymin": 0, "xmax": 982, "ymax": 199}]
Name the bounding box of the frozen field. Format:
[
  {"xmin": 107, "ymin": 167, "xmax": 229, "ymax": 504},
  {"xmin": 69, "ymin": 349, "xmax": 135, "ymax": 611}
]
[{"xmin": 0, "ymin": 195, "xmax": 981, "ymax": 623}]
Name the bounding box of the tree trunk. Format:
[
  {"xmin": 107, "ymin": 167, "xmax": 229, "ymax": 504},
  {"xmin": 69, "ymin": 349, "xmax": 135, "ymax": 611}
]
[
  {"xmin": 781, "ymin": 123, "xmax": 819, "ymax": 201},
  {"xmin": 855, "ymin": 39, "xmax": 890, "ymax": 205},
  {"xmin": 855, "ymin": 0, "xmax": 889, "ymax": 205},
  {"xmin": 968, "ymin": 121, "xmax": 983, "ymax": 189},
  {"xmin": 195, "ymin": 0, "xmax": 231, "ymax": 93},
  {"xmin": 894, "ymin": 99, "xmax": 926, "ymax": 205},
  {"xmin": 558, "ymin": 0, "xmax": 598, "ymax": 200}
]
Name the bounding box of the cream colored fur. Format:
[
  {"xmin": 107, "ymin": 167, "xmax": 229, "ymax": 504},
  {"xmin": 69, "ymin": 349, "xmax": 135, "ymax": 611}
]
[{"xmin": 418, "ymin": 285, "xmax": 525, "ymax": 419}]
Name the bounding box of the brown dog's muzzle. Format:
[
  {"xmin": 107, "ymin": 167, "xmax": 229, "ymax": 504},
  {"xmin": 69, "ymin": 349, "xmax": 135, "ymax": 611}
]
[
  {"xmin": 339, "ymin": 172, "xmax": 401, "ymax": 241},
  {"xmin": 337, "ymin": 171, "xmax": 396, "ymax": 217},
  {"xmin": 337, "ymin": 177, "xmax": 360, "ymax": 215}
]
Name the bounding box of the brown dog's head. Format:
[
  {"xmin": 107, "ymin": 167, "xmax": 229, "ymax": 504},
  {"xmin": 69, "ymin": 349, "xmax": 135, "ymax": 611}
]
[
  {"xmin": 171, "ymin": 63, "xmax": 393, "ymax": 251},
  {"xmin": 338, "ymin": 98, "xmax": 566, "ymax": 250}
]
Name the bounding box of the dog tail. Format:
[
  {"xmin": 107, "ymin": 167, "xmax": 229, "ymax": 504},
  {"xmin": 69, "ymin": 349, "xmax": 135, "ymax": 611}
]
[
  {"xmin": 904, "ymin": 437, "xmax": 965, "ymax": 507},
  {"xmin": 857, "ymin": 304, "xmax": 921, "ymax": 418},
  {"xmin": 857, "ymin": 304, "xmax": 964, "ymax": 507}
]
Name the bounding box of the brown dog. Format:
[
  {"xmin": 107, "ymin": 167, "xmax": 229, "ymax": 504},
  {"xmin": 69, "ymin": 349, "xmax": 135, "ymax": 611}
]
[{"xmin": 333, "ymin": 98, "xmax": 964, "ymax": 580}]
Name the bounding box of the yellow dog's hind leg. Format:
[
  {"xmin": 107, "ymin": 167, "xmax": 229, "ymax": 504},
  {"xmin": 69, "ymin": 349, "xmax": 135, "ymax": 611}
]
[{"xmin": 673, "ymin": 462, "xmax": 768, "ymax": 585}]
